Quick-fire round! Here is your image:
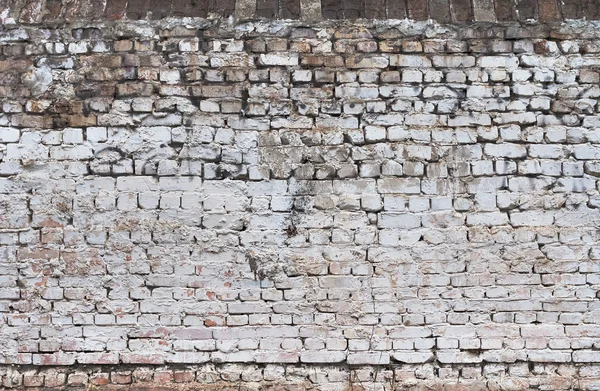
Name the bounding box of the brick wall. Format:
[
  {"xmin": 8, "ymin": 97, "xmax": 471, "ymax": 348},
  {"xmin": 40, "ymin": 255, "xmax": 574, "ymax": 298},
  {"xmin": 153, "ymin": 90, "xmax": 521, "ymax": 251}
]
[
  {"xmin": 4, "ymin": 0, "xmax": 600, "ymax": 22},
  {"xmin": 1, "ymin": 3, "xmax": 600, "ymax": 390}
]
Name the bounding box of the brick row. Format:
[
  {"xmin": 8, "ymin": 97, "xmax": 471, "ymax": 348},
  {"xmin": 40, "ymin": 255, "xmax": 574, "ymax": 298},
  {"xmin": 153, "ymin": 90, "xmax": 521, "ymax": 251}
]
[{"xmin": 7, "ymin": 0, "xmax": 600, "ymax": 22}]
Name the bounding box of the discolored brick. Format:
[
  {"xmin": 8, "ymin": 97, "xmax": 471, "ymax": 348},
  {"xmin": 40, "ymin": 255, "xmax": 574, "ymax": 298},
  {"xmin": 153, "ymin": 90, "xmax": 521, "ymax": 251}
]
[
  {"xmin": 429, "ymin": 0, "xmax": 451, "ymax": 23},
  {"xmin": 407, "ymin": 0, "xmax": 428, "ymax": 20}
]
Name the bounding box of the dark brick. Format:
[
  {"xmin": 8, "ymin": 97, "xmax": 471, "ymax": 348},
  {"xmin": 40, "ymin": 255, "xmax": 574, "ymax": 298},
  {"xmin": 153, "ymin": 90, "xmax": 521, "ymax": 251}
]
[
  {"xmin": 280, "ymin": 0, "xmax": 300, "ymax": 18},
  {"xmin": 365, "ymin": 0, "xmax": 386, "ymax": 18},
  {"xmin": 82, "ymin": 0, "xmax": 106, "ymax": 20},
  {"xmin": 538, "ymin": 0, "xmax": 561, "ymax": 22},
  {"xmin": 148, "ymin": 0, "xmax": 171, "ymax": 19},
  {"xmin": 450, "ymin": 0, "xmax": 473, "ymax": 22},
  {"xmin": 585, "ymin": 0, "xmax": 600, "ymax": 20},
  {"xmin": 126, "ymin": 0, "xmax": 149, "ymax": 19},
  {"xmin": 44, "ymin": 0, "xmax": 63, "ymax": 20},
  {"xmin": 387, "ymin": 0, "xmax": 407, "ymax": 18},
  {"xmin": 560, "ymin": 0, "xmax": 581, "ymax": 19},
  {"xmin": 257, "ymin": 0, "xmax": 278, "ymax": 18},
  {"xmin": 494, "ymin": 0, "xmax": 514, "ymax": 21},
  {"xmin": 514, "ymin": 0, "xmax": 537, "ymax": 21},
  {"xmin": 407, "ymin": 0, "xmax": 428, "ymax": 20},
  {"xmin": 429, "ymin": 0, "xmax": 451, "ymax": 22},
  {"xmin": 322, "ymin": 0, "xmax": 342, "ymax": 19},
  {"xmin": 171, "ymin": 0, "xmax": 207, "ymax": 17},
  {"xmin": 208, "ymin": 0, "xmax": 235, "ymax": 16},
  {"xmin": 62, "ymin": 0, "xmax": 82, "ymax": 20},
  {"xmin": 105, "ymin": 0, "xmax": 127, "ymax": 20},
  {"xmin": 343, "ymin": 0, "xmax": 364, "ymax": 19}
]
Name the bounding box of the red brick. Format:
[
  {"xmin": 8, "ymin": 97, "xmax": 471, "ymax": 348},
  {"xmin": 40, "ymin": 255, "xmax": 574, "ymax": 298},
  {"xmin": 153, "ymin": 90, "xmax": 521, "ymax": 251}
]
[
  {"xmin": 67, "ymin": 373, "xmax": 88, "ymax": 386},
  {"xmin": 44, "ymin": 373, "xmax": 67, "ymax": 387},
  {"xmin": 105, "ymin": 0, "xmax": 127, "ymax": 19},
  {"xmin": 23, "ymin": 374, "xmax": 44, "ymax": 387},
  {"xmin": 44, "ymin": 0, "xmax": 63, "ymax": 20},
  {"xmin": 173, "ymin": 371, "xmax": 195, "ymax": 383},
  {"xmin": 494, "ymin": 0, "xmax": 514, "ymax": 21},
  {"xmin": 111, "ymin": 372, "xmax": 132, "ymax": 384},
  {"xmin": 90, "ymin": 373, "xmax": 111, "ymax": 386},
  {"xmin": 153, "ymin": 371, "xmax": 174, "ymax": 383},
  {"xmin": 121, "ymin": 353, "xmax": 166, "ymax": 364}
]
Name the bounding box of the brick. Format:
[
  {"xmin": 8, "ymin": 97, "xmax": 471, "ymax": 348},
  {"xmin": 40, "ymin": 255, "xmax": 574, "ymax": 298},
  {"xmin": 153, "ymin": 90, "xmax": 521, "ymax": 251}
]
[{"xmin": 429, "ymin": 0, "xmax": 451, "ymax": 22}]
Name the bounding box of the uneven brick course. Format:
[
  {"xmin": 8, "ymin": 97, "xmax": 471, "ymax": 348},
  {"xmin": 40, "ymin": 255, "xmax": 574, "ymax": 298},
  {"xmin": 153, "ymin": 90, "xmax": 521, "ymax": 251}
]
[{"xmin": 1, "ymin": 1, "xmax": 600, "ymax": 389}]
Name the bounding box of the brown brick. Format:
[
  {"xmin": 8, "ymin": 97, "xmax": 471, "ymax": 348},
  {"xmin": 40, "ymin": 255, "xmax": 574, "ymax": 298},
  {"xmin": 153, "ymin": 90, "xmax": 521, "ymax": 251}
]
[
  {"xmin": 44, "ymin": 0, "xmax": 63, "ymax": 20},
  {"xmin": 343, "ymin": 0, "xmax": 364, "ymax": 19},
  {"xmin": 105, "ymin": 0, "xmax": 127, "ymax": 19},
  {"xmin": 114, "ymin": 39, "xmax": 133, "ymax": 51},
  {"xmin": 208, "ymin": 0, "xmax": 235, "ymax": 16},
  {"xmin": 126, "ymin": 0, "xmax": 149, "ymax": 19},
  {"xmin": 450, "ymin": 0, "xmax": 473, "ymax": 22},
  {"xmin": 322, "ymin": 0, "xmax": 342, "ymax": 19},
  {"xmin": 387, "ymin": 0, "xmax": 407, "ymax": 18},
  {"xmin": 538, "ymin": 0, "xmax": 561, "ymax": 21},
  {"xmin": 80, "ymin": 55, "xmax": 122, "ymax": 68},
  {"xmin": 11, "ymin": 114, "xmax": 53, "ymax": 129},
  {"xmin": 44, "ymin": 373, "xmax": 67, "ymax": 388},
  {"xmin": 173, "ymin": 371, "xmax": 195, "ymax": 383},
  {"xmin": 171, "ymin": 0, "xmax": 207, "ymax": 16},
  {"xmin": 116, "ymin": 83, "xmax": 154, "ymax": 97},
  {"xmin": 560, "ymin": 0, "xmax": 581, "ymax": 19},
  {"xmin": 301, "ymin": 54, "xmax": 324, "ymax": 66},
  {"xmin": 148, "ymin": 0, "xmax": 171, "ymax": 19},
  {"xmin": 515, "ymin": 0, "xmax": 537, "ymax": 21},
  {"xmin": 62, "ymin": 0, "xmax": 81, "ymax": 21},
  {"xmin": 429, "ymin": 0, "xmax": 451, "ymax": 23},
  {"xmin": 90, "ymin": 373, "xmax": 111, "ymax": 386},
  {"xmin": 407, "ymin": 0, "xmax": 428, "ymax": 20},
  {"xmin": 65, "ymin": 114, "xmax": 97, "ymax": 127},
  {"xmin": 364, "ymin": 0, "xmax": 385, "ymax": 18},
  {"xmin": 585, "ymin": 0, "xmax": 600, "ymax": 20},
  {"xmin": 23, "ymin": 374, "xmax": 44, "ymax": 387},
  {"xmin": 494, "ymin": 0, "xmax": 514, "ymax": 21},
  {"xmin": 198, "ymin": 85, "xmax": 243, "ymax": 98},
  {"xmin": 280, "ymin": 0, "xmax": 300, "ymax": 18},
  {"xmin": 111, "ymin": 372, "xmax": 132, "ymax": 384},
  {"xmin": 0, "ymin": 59, "xmax": 31, "ymax": 72},
  {"xmin": 257, "ymin": 0, "xmax": 278, "ymax": 18},
  {"xmin": 19, "ymin": 0, "xmax": 44, "ymax": 22},
  {"xmin": 81, "ymin": 0, "xmax": 106, "ymax": 20}
]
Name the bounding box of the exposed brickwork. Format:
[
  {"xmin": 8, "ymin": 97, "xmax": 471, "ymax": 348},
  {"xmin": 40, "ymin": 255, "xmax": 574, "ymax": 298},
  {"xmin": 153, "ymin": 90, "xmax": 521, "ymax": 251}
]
[
  {"xmin": 6, "ymin": 0, "xmax": 600, "ymax": 22},
  {"xmin": 2, "ymin": 17, "xmax": 600, "ymax": 378},
  {"xmin": 2, "ymin": 364, "xmax": 600, "ymax": 390},
  {"xmin": 2, "ymin": 0, "xmax": 600, "ymax": 387}
]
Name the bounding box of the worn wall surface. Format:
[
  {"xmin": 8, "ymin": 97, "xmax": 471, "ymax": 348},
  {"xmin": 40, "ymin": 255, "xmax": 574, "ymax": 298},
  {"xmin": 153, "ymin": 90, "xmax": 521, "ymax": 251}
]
[{"xmin": 2, "ymin": 0, "xmax": 600, "ymax": 389}]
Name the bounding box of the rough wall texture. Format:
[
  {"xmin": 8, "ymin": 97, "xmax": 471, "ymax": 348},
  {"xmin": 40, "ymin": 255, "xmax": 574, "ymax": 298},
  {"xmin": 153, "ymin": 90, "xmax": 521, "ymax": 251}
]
[{"xmin": 2, "ymin": 1, "xmax": 600, "ymax": 389}]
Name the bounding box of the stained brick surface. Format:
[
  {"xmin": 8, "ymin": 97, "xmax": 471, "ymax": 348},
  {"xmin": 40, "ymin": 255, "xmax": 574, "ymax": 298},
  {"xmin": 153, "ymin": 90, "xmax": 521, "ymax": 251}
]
[{"xmin": 8, "ymin": 0, "xmax": 600, "ymax": 21}]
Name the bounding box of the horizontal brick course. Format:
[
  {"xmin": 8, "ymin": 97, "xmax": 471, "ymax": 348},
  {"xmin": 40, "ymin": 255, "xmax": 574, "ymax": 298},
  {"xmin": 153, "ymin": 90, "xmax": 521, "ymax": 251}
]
[{"xmin": 2, "ymin": 0, "xmax": 600, "ymax": 22}]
